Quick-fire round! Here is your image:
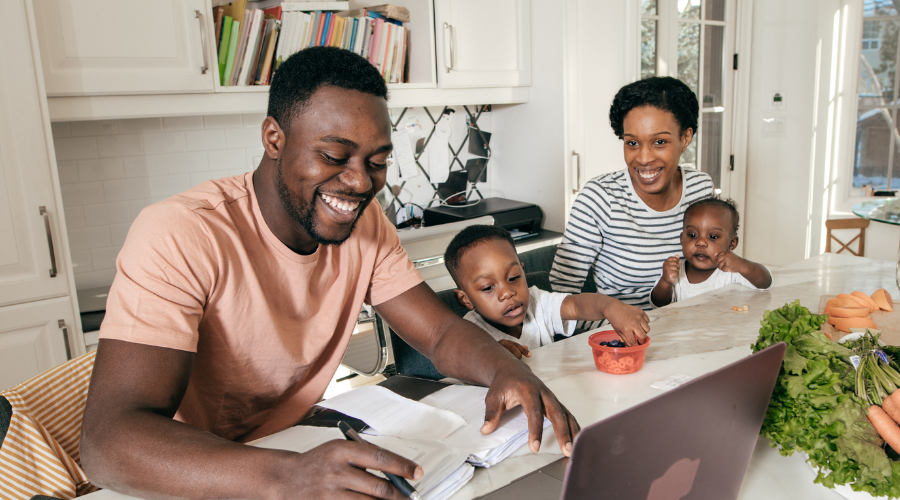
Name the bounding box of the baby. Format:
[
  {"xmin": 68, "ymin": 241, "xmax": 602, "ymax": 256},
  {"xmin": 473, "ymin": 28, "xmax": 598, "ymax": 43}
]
[
  {"xmin": 650, "ymin": 197, "xmax": 772, "ymax": 307},
  {"xmin": 444, "ymin": 225, "xmax": 649, "ymax": 359}
]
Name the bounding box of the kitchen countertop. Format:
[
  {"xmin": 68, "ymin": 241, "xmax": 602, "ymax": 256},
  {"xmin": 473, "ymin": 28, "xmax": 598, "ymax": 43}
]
[{"xmin": 80, "ymin": 253, "xmax": 894, "ymax": 500}]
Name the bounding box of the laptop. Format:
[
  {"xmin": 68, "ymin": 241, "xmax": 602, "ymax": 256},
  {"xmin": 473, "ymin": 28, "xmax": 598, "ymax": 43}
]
[{"xmin": 478, "ymin": 342, "xmax": 786, "ymax": 500}]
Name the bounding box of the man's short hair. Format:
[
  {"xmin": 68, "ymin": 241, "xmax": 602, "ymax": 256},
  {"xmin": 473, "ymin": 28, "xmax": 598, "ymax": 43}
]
[
  {"xmin": 609, "ymin": 76, "xmax": 699, "ymax": 139},
  {"xmin": 444, "ymin": 225, "xmax": 516, "ymax": 286},
  {"xmin": 267, "ymin": 47, "xmax": 388, "ymax": 134},
  {"xmin": 684, "ymin": 196, "xmax": 740, "ymax": 236}
]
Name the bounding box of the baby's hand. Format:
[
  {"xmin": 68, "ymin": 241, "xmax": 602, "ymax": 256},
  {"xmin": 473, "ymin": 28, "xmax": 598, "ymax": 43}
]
[
  {"xmin": 603, "ymin": 300, "xmax": 650, "ymax": 346},
  {"xmin": 716, "ymin": 250, "xmax": 744, "ymax": 274},
  {"xmin": 661, "ymin": 256, "xmax": 680, "ymax": 285},
  {"xmin": 498, "ymin": 339, "xmax": 531, "ymax": 359}
]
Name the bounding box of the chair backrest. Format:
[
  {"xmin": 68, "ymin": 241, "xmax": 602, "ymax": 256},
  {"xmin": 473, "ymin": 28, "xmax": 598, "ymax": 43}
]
[
  {"xmin": 518, "ymin": 244, "xmax": 597, "ymax": 293},
  {"xmin": 0, "ymin": 351, "xmax": 98, "ymax": 499},
  {"xmin": 825, "ymin": 218, "xmax": 869, "ymax": 256},
  {"xmin": 389, "ymin": 271, "xmax": 555, "ymax": 380}
]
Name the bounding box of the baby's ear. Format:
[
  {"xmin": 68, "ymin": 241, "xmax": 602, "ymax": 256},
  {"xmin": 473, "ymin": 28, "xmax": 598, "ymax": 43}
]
[
  {"xmin": 730, "ymin": 236, "xmax": 739, "ymax": 250},
  {"xmin": 454, "ymin": 289, "xmax": 475, "ymax": 310}
]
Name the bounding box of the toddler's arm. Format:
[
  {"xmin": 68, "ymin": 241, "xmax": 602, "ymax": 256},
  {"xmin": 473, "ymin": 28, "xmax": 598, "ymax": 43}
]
[
  {"xmin": 498, "ymin": 339, "xmax": 531, "ymax": 359},
  {"xmin": 559, "ymin": 294, "xmax": 649, "ymax": 346},
  {"xmin": 651, "ymin": 255, "xmax": 681, "ymax": 307},
  {"xmin": 716, "ymin": 251, "xmax": 772, "ymax": 289}
]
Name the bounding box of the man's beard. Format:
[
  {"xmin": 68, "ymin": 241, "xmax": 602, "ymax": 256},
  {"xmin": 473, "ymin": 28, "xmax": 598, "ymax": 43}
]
[{"xmin": 275, "ymin": 158, "xmax": 371, "ymax": 246}]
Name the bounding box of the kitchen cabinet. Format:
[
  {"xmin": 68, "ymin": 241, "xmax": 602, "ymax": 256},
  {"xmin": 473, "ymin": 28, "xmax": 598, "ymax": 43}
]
[
  {"xmin": 0, "ymin": 0, "xmax": 83, "ymax": 389},
  {"xmin": 33, "ymin": 0, "xmax": 214, "ymax": 96},
  {"xmin": 40, "ymin": 0, "xmax": 533, "ymax": 121},
  {"xmin": 433, "ymin": 0, "xmax": 531, "ymax": 88}
]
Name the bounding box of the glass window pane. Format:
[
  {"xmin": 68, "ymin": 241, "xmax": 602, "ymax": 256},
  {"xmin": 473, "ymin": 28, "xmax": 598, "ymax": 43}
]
[
  {"xmin": 678, "ymin": 23, "xmax": 701, "ymax": 97},
  {"xmin": 854, "ymin": 107, "xmax": 892, "ymax": 188},
  {"xmin": 641, "ymin": 20, "xmax": 658, "ymax": 79},
  {"xmin": 700, "ymin": 112, "xmax": 723, "ymax": 188},
  {"xmin": 678, "ymin": 0, "xmax": 701, "ymax": 19},
  {"xmin": 642, "ymin": 0, "xmax": 657, "ymax": 16},
  {"xmin": 858, "ymin": 20, "xmax": 899, "ymax": 105},
  {"xmin": 702, "ymin": 25, "xmax": 725, "ymax": 108},
  {"xmin": 704, "ymin": 0, "xmax": 725, "ymax": 21},
  {"xmin": 864, "ymin": 0, "xmax": 898, "ymax": 17}
]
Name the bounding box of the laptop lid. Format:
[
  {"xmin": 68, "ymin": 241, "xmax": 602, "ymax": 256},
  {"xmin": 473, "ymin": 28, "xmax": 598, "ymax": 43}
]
[{"xmin": 560, "ymin": 342, "xmax": 786, "ymax": 500}]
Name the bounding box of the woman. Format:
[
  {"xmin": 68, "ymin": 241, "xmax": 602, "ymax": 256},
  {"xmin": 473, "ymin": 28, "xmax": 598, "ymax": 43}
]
[{"xmin": 550, "ymin": 77, "xmax": 714, "ymax": 328}]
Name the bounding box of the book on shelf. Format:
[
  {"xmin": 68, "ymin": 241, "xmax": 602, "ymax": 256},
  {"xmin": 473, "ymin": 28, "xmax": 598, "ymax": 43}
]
[
  {"xmin": 281, "ymin": 1, "xmax": 349, "ymax": 12},
  {"xmin": 366, "ymin": 4, "xmax": 409, "ymax": 23},
  {"xmin": 214, "ymin": 0, "xmax": 410, "ymax": 86}
]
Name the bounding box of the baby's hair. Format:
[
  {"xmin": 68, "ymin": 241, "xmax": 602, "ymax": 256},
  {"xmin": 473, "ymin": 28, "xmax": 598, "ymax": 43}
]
[
  {"xmin": 444, "ymin": 225, "xmax": 516, "ymax": 286},
  {"xmin": 684, "ymin": 196, "xmax": 740, "ymax": 236}
]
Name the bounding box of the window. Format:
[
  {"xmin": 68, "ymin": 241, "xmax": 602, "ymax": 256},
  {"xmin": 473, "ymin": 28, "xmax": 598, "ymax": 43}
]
[
  {"xmin": 640, "ymin": 0, "xmax": 733, "ymax": 189},
  {"xmin": 854, "ymin": 0, "xmax": 900, "ymax": 189}
]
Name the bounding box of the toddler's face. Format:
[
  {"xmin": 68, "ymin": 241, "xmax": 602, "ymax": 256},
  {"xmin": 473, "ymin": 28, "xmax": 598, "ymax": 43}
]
[
  {"xmin": 455, "ymin": 239, "xmax": 530, "ymax": 329},
  {"xmin": 680, "ymin": 205, "xmax": 738, "ymax": 271}
]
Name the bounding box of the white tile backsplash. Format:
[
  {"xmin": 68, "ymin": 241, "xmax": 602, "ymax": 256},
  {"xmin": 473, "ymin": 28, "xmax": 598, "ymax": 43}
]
[
  {"xmin": 96, "ymin": 134, "xmax": 143, "ymax": 158},
  {"xmin": 83, "ymin": 202, "xmax": 132, "ymax": 227},
  {"xmin": 64, "ymin": 206, "xmax": 85, "ymax": 229},
  {"xmin": 118, "ymin": 118, "xmax": 161, "ymax": 134},
  {"xmin": 90, "ymin": 246, "xmax": 123, "ymax": 270},
  {"xmin": 224, "ymin": 128, "xmax": 263, "ymax": 149},
  {"xmin": 167, "ymin": 151, "xmax": 209, "ymax": 173},
  {"xmin": 185, "ymin": 130, "xmax": 225, "ymax": 151},
  {"xmin": 55, "ymin": 137, "xmax": 98, "ymax": 161},
  {"xmin": 209, "ymin": 148, "xmax": 251, "ymax": 170},
  {"xmin": 57, "ymin": 161, "xmax": 79, "ymax": 185},
  {"xmin": 163, "ymin": 116, "xmax": 205, "ymax": 131},
  {"xmin": 77, "ymin": 158, "xmax": 125, "ymax": 182},
  {"xmin": 124, "ymin": 155, "xmax": 168, "ymax": 178},
  {"xmin": 142, "ymin": 131, "xmax": 185, "ymax": 154},
  {"xmin": 103, "ymin": 178, "xmax": 151, "ymax": 202},
  {"xmin": 148, "ymin": 174, "xmax": 192, "ymax": 198},
  {"xmin": 71, "ymin": 120, "xmax": 118, "ymax": 137},
  {"xmin": 203, "ymin": 114, "xmax": 243, "ymax": 129},
  {"xmin": 61, "ymin": 182, "xmax": 105, "ymax": 207},
  {"xmin": 68, "ymin": 226, "xmax": 111, "ymax": 252}
]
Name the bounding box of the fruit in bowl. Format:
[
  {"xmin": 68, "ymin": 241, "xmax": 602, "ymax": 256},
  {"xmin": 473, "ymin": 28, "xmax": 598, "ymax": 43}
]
[{"xmin": 588, "ymin": 330, "xmax": 651, "ymax": 374}]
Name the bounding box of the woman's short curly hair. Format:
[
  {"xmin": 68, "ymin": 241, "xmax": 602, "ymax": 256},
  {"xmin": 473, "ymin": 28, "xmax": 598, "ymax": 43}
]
[
  {"xmin": 608, "ymin": 77, "xmax": 699, "ymax": 140},
  {"xmin": 267, "ymin": 46, "xmax": 388, "ymax": 134}
]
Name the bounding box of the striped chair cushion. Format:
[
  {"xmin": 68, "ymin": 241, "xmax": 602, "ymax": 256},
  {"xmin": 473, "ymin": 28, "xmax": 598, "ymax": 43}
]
[{"xmin": 0, "ymin": 351, "xmax": 97, "ymax": 499}]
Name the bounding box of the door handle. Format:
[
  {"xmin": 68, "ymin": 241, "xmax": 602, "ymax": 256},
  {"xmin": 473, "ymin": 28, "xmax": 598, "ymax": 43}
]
[
  {"xmin": 58, "ymin": 320, "xmax": 72, "ymax": 360},
  {"xmin": 195, "ymin": 10, "xmax": 209, "ymax": 74},
  {"xmin": 39, "ymin": 206, "xmax": 58, "ymax": 278},
  {"xmin": 443, "ymin": 22, "xmax": 454, "ymax": 73},
  {"xmin": 571, "ymin": 151, "xmax": 581, "ymax": 194}
]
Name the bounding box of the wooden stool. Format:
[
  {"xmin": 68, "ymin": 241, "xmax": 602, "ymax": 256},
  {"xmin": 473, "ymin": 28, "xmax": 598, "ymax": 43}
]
[{"xmin": 825, "ymin": 218, "xmax": 870, "ymax": 256}]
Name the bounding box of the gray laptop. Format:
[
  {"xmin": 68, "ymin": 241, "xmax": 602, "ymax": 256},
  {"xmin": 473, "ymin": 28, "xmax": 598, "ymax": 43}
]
[{"xmin": 478, "ymin": 342, "xmax": 786, "ymax": 500}]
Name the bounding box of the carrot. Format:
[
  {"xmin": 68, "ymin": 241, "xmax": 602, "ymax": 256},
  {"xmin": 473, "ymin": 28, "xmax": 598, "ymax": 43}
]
[
  {"xmin": 867, "ymin": 405, "xmax": 900, "ymax": 451},
  {"xmin": 883, "ymin": 393, "xmax": 900, "ymax": 425}
]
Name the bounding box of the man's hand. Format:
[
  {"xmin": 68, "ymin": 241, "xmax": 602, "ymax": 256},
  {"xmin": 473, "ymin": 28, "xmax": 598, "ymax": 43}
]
[
  {"xmin": 716, "ymin": 250, "xmax": 744, "ymax": 274},
  {"xmin": 480, "ymin": 365, "xmax": 580, "ymax": 456},
  {"xmin": 498, "ymin": 339, "xmax": 532, "ymax": 359},
  {"xmin": 602, "ymin": 299, "xmax": 650, "ymax": 347},
  {"xmin": 661, "ymin": 255, "xmax": 680, "ymax": 285},
  {"xmin": 273, "ymin": 440, "xmax": 423, "ymax": 500}
]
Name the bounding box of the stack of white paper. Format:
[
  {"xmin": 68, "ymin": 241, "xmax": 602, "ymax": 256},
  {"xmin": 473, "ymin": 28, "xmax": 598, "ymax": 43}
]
[{"xmin": 251, "ymin": 426, "xmax": 473, "ymax": 500}]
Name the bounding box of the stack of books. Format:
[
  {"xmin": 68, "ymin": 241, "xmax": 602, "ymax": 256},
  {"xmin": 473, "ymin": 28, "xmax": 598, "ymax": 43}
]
[{"xmin": 213, "ymin": 1, "xmax": 411, "ymax": 87}]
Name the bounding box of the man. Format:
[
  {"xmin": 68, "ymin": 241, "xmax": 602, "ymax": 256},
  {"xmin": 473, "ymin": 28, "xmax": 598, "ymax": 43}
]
[{"xmin": 81, "ymin": 47, "xmax": 580, "ymax": 500}]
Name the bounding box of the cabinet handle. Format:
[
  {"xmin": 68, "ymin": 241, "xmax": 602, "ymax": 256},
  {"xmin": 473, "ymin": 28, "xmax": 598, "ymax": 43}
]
[
  {"xmin": 571, "ymin": 151, "xmax": 581, "ymax": 194},
  {"xmin": 195, "ymin": 10, "xmax": 209, "ymax": 74},
  {"xmin": 39, "ymin": 206, "xmax": 58, "ymax": 278},
  {"xmin": 58, "ymin": 320, "xmax": 72, "ymax": 361},
  {"xmin": 443, "ymin": 22, "xmax": 454, "ymax": 73}
]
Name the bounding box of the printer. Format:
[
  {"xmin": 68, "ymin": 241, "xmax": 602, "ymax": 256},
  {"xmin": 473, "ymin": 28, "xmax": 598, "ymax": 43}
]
[{"xmin": 423, "ymin": 198, "xmax": 543, "ymax": 239}]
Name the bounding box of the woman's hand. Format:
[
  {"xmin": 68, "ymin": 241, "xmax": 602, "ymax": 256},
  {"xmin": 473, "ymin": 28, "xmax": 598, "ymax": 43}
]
[{"xmin": 498, "ymin": 339, "xmax": 532, "ymax": 359}]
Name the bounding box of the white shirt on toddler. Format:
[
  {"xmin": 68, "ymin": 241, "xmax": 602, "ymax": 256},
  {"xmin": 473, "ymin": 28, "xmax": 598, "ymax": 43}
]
[
  {"xmin": 463, "ymin": 286, "xmax": 577, "ymax": 351},
  {"xmin": 652, "ymin": 259, "xmax": 772, "ymax": 305}
]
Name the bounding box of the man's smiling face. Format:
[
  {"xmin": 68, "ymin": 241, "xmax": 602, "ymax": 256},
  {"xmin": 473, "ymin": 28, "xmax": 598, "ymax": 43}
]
[{"xmin": 274, "ymin": 85, "xmax": 393, "ymax": 247}]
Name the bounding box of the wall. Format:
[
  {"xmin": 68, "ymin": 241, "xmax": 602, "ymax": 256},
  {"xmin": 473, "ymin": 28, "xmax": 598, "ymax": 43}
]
[
  {"xmin": 492, "ymin": 0, "xmax": 568, "ymax": 232},
  {"xmin": 52, "ymin": 106, "xmax": 495, "ymax": 292},
  {"xmin": 743, "ymin": 0, "xmax": 900, "ymax": 266}
]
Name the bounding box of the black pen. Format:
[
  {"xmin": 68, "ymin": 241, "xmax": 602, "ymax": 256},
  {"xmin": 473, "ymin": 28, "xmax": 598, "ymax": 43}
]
[{"xmin": 337, "ymin": 421, "xmax": 421, "ymax": 500}]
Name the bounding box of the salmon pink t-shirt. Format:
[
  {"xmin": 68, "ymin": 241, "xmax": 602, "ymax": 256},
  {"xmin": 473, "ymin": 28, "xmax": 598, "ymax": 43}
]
[{"xmin": 99, "ymin": 172, "xmax": 422, "ymax": 442}]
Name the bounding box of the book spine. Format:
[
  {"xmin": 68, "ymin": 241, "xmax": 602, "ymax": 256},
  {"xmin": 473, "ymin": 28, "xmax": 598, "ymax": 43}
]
[
  {"xmin": 273, "ymin": 11, "xmax": 291, "ymax": 69},
  {"xmin": 251, "ymin": 19, "xmax": 273, "ymax": 85},
  {"xmin": 222, "ymin": 20, "xmax": 240, "ymax": 86},
  {"xmin": 376, "ymin": 19, "xmax": 389, "ymax": 75},
  {"xmin": 390, "ymin": 26, "xmax": 404, "ymax": 83},
  {"xmin": 382, "ymin": 24, "xmax": 395, "ymax": 81},
  {"xmin": 214, "ymin": 7, "xmax": 225, "ymax": 48},
  {"xmin": 297, "ymin": 12, "xmax": 310, "ymax": 51},
  {"xmin": 348, "ymin": 18, "xmax": 358, "ymax": 52},
  {"xmin": 230, "ymin": 9, "xmax": 252, "ymax": 85},
  {"xmin": 321, "ymin": 12, "xmax": 332, "ymax": 46},
  {"xmin": 368, "ymin": 18, "xmax": 383, "ymax": 67},
  {"xmin": 218, "ymin": 16, "xmax": 233, "ymax": 84},
  {"xmin": 339, "ymin": 16, "xmax": 349, "ymax": 48},
  {"xmin": 328, "ymin": 14, "xmax": 339, "ymax": 47},
  {"xmin": 260, "ymin": 21, "xmax": 279, "ymax": 85},
  {"xmin": 312, "ymin": 11, "xmax": 324, "ymax": 46}
]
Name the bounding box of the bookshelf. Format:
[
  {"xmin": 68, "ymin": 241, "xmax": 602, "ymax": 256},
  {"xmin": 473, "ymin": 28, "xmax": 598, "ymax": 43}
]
[{"xmin": 39, "ymin": 0, "xmax": 532, "ymax": 121}]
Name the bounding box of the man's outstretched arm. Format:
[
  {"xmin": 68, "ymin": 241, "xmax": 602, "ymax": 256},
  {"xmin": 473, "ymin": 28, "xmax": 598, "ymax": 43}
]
[
  {"xmin": 81, "ymin": 339, "xmax": 421, "ymax": 500},
  {"xmin": 375, "ymin": 282, "xmax": 581, "ymax": 456}
]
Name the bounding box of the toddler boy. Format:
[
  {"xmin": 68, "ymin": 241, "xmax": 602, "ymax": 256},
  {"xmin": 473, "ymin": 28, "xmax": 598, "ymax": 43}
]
[
  {"xmin": 650, "ymin": 197, "xmax": 772, "ymax": 307},
  {"xmin": 444, "ymin": 225, "xmax": 649, "ymax": 358}
]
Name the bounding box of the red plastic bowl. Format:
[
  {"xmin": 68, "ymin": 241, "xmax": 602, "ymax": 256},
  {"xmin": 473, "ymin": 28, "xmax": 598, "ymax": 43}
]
[{"xmin": 588, "ymin": 330, "xmax": 651, "ymax": 374}]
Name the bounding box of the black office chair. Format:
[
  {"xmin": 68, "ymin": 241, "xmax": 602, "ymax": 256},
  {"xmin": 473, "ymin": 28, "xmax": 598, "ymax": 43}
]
[
  {"xmin": 517, "ymin": 244, "xmax": 597, "ymax": 293},
  {"xmin": 388, "ymin": 271, "xmax": 554, "ymax": 380}
]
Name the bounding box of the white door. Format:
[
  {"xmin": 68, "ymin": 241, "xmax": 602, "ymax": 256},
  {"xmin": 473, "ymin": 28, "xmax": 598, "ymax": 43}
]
[
  {"xmin": 33, "ymin": 0, "xmax": 215, "ymax": 96},
  {"xmin": 0, "ymin": 297, "xmax": 76, "ymax": 391},
  {"xmin": 0, "ymin": 0, "xmax": 70, "ymax": 308},
  {"xmin": 434, "ymin": 0, "xmax": 531, "ymax": 88}
]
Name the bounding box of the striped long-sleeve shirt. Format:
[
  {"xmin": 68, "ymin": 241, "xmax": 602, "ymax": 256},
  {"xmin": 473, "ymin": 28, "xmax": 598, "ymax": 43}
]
[{"xmin": 550, "ymin": 167, "xmax": 713, "ymax": 329}]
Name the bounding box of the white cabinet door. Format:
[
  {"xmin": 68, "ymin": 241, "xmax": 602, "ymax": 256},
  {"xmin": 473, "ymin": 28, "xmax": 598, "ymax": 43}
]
[
  {"xmin": 434, "ymin": 0, "xmax": 531, "ymax": 88},
  {"xmin": 0, "ymin": 0, "xmax": 70, "ymax": 308},
  {"xmin": 34, "ymin": 0, "xmax": 215, "ymax": 96},
  {"xmin": 0, "ymin": 297, "xmax": 76, "ymax": 391}
]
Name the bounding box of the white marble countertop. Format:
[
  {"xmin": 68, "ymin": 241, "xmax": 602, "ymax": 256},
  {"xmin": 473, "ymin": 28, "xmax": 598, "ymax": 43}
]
[
  {"xmin": 452, "ymin": 252, "xmax": 897, "ymax": 499},
  {"xmin": 81, "ymin": 253, "xmax": 896, "ymax": 500}
]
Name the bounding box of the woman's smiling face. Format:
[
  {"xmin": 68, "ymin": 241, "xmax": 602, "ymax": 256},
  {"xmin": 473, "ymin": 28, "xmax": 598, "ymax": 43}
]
[{"xmin": 622, "ymin": 105, "xmax": 693, "ymax": 209}]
